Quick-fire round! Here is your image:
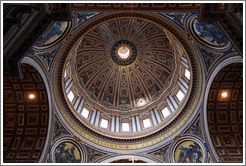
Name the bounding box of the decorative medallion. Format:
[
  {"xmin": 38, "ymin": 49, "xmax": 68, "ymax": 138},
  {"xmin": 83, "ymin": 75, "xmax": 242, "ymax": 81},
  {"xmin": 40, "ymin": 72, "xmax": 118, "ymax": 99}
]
[
  {"xmin": 35, "ymin": 21, "xmax": 71, "ymax": 49},
  {"xmin": 111, "ymin": 40, "xmax": 137, "ymax": 66},
  {"xmin": 189, "ymin": 15, "xmax": 229, "ymax": 49},
  {"xmin": 170, "ymin": 136, "xmax": 206, "ymax": 163},
  {"xmin": 51, "ymin": 138, "xmax": 84, "ymax": 163}
]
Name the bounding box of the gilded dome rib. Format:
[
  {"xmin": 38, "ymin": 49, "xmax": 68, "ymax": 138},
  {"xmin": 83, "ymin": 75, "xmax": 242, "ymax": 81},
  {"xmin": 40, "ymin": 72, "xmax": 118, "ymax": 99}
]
[
  {"xmin": 125, "ymin": 19, "xmax": 134, "ymax": 40},
  {"xmin": 129, "ymin": 20, "xmax": 149, "ymax": 42},
  {"xmin": 125, "ymin": 67, "xmax": 135, "ymax": 108},
  {"xmin": 100, "ymin": 23, "xmax": 118, "ymax": 42},
  {"xmin": 85, "ymin": 61, "xmax": 113, "ymax": 88},
  {"xmin": 98, "ymin": 64, "xmax": 118, "ymax": 101},
  {"xmin": 116, "ymin": 19, "xmax": 124, "ymax": 40},
  {"xmin": 138, "ymin": 54, "xmax": 173, "ymax": 73},
  {"xmin": 77, "ymin": 51, "xmax": 110, "ymax": 72},
  {"xmin": 136, "ymin": 58, "xmax": 164, "ymax": 89},
  {"xmin": 113, "ymin": 66, "xmax": 120, "ymax": 107},
  {"xmin": 86, "ymin": 34, "xmax": 114, "ymax": 46},
  {"xmin": 131, "ymin": 62, "xmax": 152, "ymax": 102}
]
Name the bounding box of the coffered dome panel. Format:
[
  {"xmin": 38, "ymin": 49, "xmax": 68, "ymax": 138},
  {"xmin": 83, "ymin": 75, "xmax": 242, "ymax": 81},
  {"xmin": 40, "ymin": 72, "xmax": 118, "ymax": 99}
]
[{"xmin": 75, "ymin": 18, "xmax": 176, "ymax": 111}]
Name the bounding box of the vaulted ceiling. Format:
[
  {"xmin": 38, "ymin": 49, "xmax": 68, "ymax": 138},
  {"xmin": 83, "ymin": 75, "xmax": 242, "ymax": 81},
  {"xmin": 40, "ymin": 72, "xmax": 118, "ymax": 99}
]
[
  {"xmin": 207, "ymin": 63, "xmax": 243, "ymax": 163},
  {"xmin": 3, "ymin": 64, "xmax": 49, "ymax": 163}
]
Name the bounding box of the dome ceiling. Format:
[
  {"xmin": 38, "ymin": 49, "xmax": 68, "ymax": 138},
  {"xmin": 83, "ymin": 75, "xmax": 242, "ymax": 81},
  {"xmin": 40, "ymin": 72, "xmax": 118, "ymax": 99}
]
[
  {"xmin": 55, "ymin": 12, "xmax": 201, "ymax": 151},
  {"xmin": 75, "ymin": 18, "xmax": 176, "ymax": 111}
]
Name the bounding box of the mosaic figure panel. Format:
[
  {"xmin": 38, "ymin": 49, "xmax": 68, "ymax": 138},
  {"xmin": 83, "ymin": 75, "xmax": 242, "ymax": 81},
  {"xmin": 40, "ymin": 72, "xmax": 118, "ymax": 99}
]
[
  {"xmin": 53, "ymin": 141, "xmax": 81, "ymax": 163},
  {"xmin": 192, "ymin": 17, "xmax": 229, "ymax": 47},
  {"xmin": 174, "ymin": 140, "xmax": 203, "ymax": 163},
  {"xmin": 36, "ymin": 22, "xmax": 68, "ymax": 46}
]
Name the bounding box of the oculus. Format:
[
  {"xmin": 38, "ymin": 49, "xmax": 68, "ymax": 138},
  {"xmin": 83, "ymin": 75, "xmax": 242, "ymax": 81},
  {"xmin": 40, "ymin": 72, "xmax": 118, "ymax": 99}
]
[
  {"xmin": 117, "ymin": 45, "xmax": 130, "ymax": 59},
  {"xmin": 111, "ymin": 40, "xmax": 137, "ymax": 66}
]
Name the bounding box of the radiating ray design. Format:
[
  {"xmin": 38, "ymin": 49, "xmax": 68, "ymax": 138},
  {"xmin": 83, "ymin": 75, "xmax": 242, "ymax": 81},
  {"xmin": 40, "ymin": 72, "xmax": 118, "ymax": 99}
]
[{"xmin": 76, "ymin": 18, "xmax": 175, "ymax": 110}]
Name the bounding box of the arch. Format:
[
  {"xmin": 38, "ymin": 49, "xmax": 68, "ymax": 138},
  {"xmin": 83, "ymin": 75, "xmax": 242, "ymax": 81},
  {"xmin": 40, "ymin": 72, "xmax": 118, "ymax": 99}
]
[
  {"xmin": 202, "ymin": 56, "xmax": 243, "ymax": 162},
  {"xmin": 3, "ymin": 61, "xmax": 51, "ymax": 162},
  {"xmin": 20, "ymin": 57, "xmax": 55, "ymax": 162},
  {"xmin": 100, "ymin": 155, "xmax": 157, "ymax": 163}
]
